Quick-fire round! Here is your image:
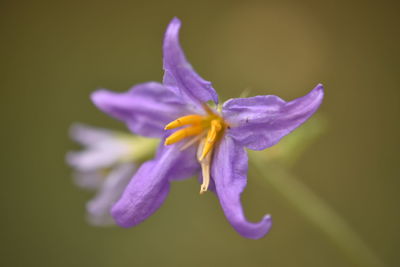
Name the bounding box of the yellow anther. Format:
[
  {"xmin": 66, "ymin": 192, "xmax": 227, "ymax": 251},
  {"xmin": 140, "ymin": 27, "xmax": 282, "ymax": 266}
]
[
  {"xmin": 164, "ymin": 115, "xmax": 204, "ymax": 130},
  {"xmin": 199, "ymin": 120, "xmax": 222, "ymax": 161},
  {"xmin": 164, "ymin": 125, "xmax": 203, "ymax": 145}
]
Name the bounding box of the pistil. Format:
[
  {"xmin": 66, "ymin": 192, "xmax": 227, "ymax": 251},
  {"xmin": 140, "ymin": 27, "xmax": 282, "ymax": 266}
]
[{"xmin": 197, "ymin": 138, "xmax": 212, "ymax": 194}]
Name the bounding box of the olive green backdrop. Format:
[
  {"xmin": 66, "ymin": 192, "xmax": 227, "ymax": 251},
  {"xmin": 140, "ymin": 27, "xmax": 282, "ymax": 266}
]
[{"xmin": 1, "ymin": 0, "xmax": 399, "ymax": 266}]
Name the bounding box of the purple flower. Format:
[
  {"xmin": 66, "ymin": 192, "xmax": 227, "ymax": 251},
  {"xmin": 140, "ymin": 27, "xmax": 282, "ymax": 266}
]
[
  {"xmin": 91, "ymin": 18, "xmax": 324, "ymax": 238},
  {"xmin": 67, "ymin": 123, "xmax": 157, "ymax": 226}
]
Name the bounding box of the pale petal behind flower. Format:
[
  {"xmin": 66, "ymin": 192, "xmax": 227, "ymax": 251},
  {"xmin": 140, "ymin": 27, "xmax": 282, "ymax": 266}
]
[
  {"xmin": 67, "ymin": 123, "xmax": 158, "ymax": 226},
  {"xmin": 67, "ymin": 124, "xmax": 135, "ymax": 172},
  {"xmin": 86, "ymin": 163, "xmax": 136, "ymax": 226}
]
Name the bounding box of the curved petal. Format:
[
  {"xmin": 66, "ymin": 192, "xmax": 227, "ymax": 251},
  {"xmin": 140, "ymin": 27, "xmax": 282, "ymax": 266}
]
[
  {"xmin": 111, "ymin": 143, "xmax": 198, "ymax": 227},
  {"xmin": 223, "ymin": 84, "xmax": 324, "ymax": 150},
  {"xmin": 86, "ymin": 163, "xmax": 136, "ymax": 226},
  {"xmin": 212, "ymin": 136, "xmax": 272, "ymax": 239},
  {"xmin": 91, "ymin": 82, "xmax": 186, "ymax": 138},
  {"xmin": 163, "ymin": 17, "xmax": 218, "ymax": 106}
]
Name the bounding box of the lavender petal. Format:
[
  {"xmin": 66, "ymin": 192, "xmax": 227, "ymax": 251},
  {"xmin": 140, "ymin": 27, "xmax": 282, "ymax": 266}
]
[
  {"xmin": 69, "ymin": 123, "xmax": 114, "ymax": 146},
  {"xmin": 163, "ymin": 17, "xmax": 218, "ymax": 106},
  {"xmin": 86, "ymin": 163, "xmax": 136, "ymax": 226},
  {"xmin": 91, "ymin": 82, "xmax": 186, "ymax": 138},
  {"xmin": 223, "ymin": 84, "xmax": 324, "ymax": 150},
  {"xmin": 111, "ymin": 143, "xmax": 198, "ymax": 227},
  {"xmin": 212, "ymin": 136, "xmax": 272, "ymax": 239}
]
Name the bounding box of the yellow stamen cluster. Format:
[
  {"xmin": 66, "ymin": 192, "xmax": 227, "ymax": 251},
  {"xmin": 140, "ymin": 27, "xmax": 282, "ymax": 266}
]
[{"xmin": 164, "ymin": 106, "xmax": 228, "ymax": 194}]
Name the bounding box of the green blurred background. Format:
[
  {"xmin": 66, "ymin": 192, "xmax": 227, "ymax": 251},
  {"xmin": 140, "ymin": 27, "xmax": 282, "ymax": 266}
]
[{"xmin": 1, "ymin": 0, "xmax": 399, "ymax": 266}]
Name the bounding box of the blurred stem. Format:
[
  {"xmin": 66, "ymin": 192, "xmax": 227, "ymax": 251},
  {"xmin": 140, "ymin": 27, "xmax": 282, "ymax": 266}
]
[{"xmin": 248, "ymin": 152, "xmax": 384, "ymax": 267}]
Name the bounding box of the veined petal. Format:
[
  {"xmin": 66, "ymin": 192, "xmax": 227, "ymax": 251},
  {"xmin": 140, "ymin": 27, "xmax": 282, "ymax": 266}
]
[
  {"xmin": 111, "ymin": 143, "xmax": 198, "ymax": 227},
  {"xmin": 223, "ymin": 84, "xmax": 324, "ymax": 150},
  {"xmin": 163, "ymin": 17, "xmax": 218, "ymax": 106},
  {"xmin": 91, "ymin": 82, "xmax": 186, "ymax": 138},
  {"xmin": 86, "ymin": 163, "xmax": 136, "ymax": 226},
  {"xmin": 212, "ymin": 136, "xmax": 272, "ymax": 239}
]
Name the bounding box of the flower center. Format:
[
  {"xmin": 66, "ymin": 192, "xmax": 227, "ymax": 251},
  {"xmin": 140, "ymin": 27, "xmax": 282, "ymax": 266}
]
[{"xmin": 163, "ymin": 104, "xmax": 228, "ymax": 194}]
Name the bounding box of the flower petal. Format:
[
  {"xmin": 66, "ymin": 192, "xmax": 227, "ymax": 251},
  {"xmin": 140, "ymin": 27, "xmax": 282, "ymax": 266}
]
[
  {"xmin": 69, "ymin": 123, "xmax": 114, "ymax": 147},
  {"xmin": 91, "ymin": 82, "xmax": 186, "ymax": 138},
  {"xmin": 223, "ymin": 84, "xmax": 324, "ymax": 150},
  {"xmin": 212, "ymin": 136, "xmax": 272, "ymax": 239},
  {"xmin": 158, "ymin": 142, "xmax": 200, "ymax": 181},
  {"xmin": 111, "ymin": 143, "xmax": 198, "ymax": 227},
  {"xmin": 163, "ymin": 17, "xmax": 218, "ymax": 106},
  {"xmin": 86, "ymin": 163, "xmax": 136, "ymax": 226},
  {"xmin": 66, "ymin": 141, "xmax": 128, "ymax": 172}
]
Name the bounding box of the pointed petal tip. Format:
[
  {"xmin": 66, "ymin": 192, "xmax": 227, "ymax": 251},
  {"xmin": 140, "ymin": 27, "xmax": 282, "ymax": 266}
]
[
  {"xmin": 312, "ymin": 83, "xmax": 324, "ymax": 101},
  {"xmin": 262, "ymin": 214, "xmax": 273, "ymax": 229},
  {"xmin": 90, "ymin": 89, "xmax": 128, "ymax": 121},
  {"xmin": 259, "ymin": 214, "xmax": 273, "ymax": 236},
  {"xmin": 163, "ymin": 17, "xmax": 219, "ymax": 105},
  {"xmin": 238, "ymin": 214, "xmax": 273, "ymax": 239},
  {"xmin": 170, "ymin": 17, "xmax": 181, "ymax": 26},
  {"xmin": 90, "ymin": 89, "xmax": 110, "ymax": 110},
  {"xmin": 165, "ymin": 17, "xmax": 181, "ymax": 40},
  {"xmin": 310, "ymin": 83, "xmax": 325, "ymax": 106},
  {"xmin": 315, "ymin": 83, "xmax": 324, "ymax": 93}
]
